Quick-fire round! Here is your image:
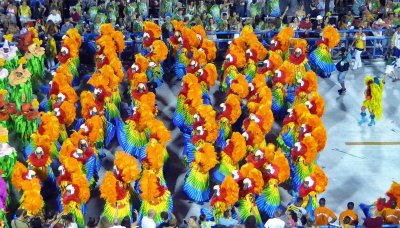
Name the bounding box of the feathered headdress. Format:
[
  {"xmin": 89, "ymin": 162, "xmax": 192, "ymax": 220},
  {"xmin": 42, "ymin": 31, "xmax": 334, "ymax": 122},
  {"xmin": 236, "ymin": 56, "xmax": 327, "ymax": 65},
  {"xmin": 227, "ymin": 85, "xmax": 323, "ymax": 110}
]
[
  {"xmin": 38, "ymin": 112, "xmax": 60, "ymax": 142},
  {"xmin": 307, "ymin": 92, "xmax": 325, "ymax": 117},
  {"xmin": 322, "ymin": 25, "xmax": 340, "ymax": 49},
  {"xmin": 300, "ymin": 115, "xmax": 327, "ymax": 152},
  {"xmin": 194, "ymin": 142, "xmax": 218, "ymax": 173},
  {"xmin": 275, "ymin": 61, "xmax": 295, "ymax": 85},
  {"xmin": 271, "ymin": 149, "xmax": 290, "ymax": 184},
  {"xmin": 143, "ymin": 141, "xmax": 164, "ymax": 171},
  {"xmin": 298, "ymin": 70, "xmax": 318, "ymax": 94},
  {"xmin": 291, "ymin": 38, "xmax": 308, "ymax": 55},
  {"xmin": 225, "ymin": 45, "xmax": 246, "ymax": 69},
  {"xmin": 71, "ymin": 172, "xmax": 90, "ymax": 203},
  {"xmin": 147, "ymin": 119, "xmax": 171, "ymax": 145},
  {"xmin": 191, "ymin": 25, "xmax": 207, "ymax": 42},
  {"xmin": 65, "ymin": 28, "xmax": 82, "ymax": 48},
  {"xmin": 198, "ymin": 63, "xmax": 217, "ymax": 87},
  {"xmin": 80, "ymin": 91, "xmax": 96, "ymax": 119},
  {"xmin": 143, "ymin": 21, "xmax": 162, "ymax": 39},
  {"xmin": 100, "ymin": 172, "xmax": 119, "ymax": 204},
  {"xmin": 292, "ymin": 136, "xmax": 318, "ymax": 165},
  {"xmin": 12, "ymin": 162, "xmax": 30, "ymax": 191},
  {"xmin": 311, "ymin": 165, "xmax": 328, "ymax": 194},
  {"xmin": 200, "ymin": 39, "xmax": 217, "ymax": 62},
  {"xmin": 223, "ymin": 132, "xmax": 246, "ymax": 163},
  {"xmin": 139, "ymin": 170, "xmax": 167, "ymax": 204},
  {"xmin": 218, "ymin": 94, "xmax": 241, "ymax": 124},
  {"xmin": 229, "ymin": 73, "xmax": 249, "ymax": 99},
  {"xmin": 277, "ymin": 27, "xmax": 295, "ymax": 53},
  {"xmin": 114, "ymin": 151, "xmax": 141, "ymax": 183},
  {"xmin": 149, "ymin": 40, "xmax": 168, "ymax": 63},
  {"xmin": 220, "ymin": 176, "xmax": 239, "ymax": 205}
]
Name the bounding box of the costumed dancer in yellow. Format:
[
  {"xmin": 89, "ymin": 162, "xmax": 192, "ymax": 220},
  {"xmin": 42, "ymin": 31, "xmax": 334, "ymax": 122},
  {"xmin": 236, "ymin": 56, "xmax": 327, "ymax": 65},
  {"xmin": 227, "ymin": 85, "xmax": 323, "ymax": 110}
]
[{"xmin": 358, "ymin": 76, "xmax": 385, "ymax": 126}]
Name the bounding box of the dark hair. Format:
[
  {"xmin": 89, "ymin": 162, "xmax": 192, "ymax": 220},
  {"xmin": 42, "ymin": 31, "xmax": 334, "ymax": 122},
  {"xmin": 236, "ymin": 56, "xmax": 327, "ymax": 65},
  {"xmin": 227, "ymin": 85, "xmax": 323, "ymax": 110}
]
[
  {"xmin": 223, "ymin": 210, "xmax": 230, "ymax": 218},
  {"xmin": 347, "ymin": 202, "xmax": 355, "ymax": 209},
  {"xmin": 244, "ymin": 215, "xmax": 257, "ymax": 228},
  {"xmin": 160, "ymin": 211, "xmax": 169, "ymax": 221},
  {"xmin": 30, "ymin": 217, "xmax": 43, "ymax": 228},
  {"xmin": 120, "ymin": 216, "xmax": 131, "ymax": 228},
  {"xmin": 87, "ymin": 217, "xmax": 98, "ymax": 228},
  {"xmin": 190, "ymin": 216, "xmax": 197, "ymax": 222},
  {"xmin": 62, "ymin": 213, "xmax": 74, "ymax": 223},
  {"xmin": 288, "ymin": 210, "xmax": 298, "ymax": 222},
  {"xmin": 319, "ymin": 198, "xmax": 326, "ymax": 205},
  {"xmin": 296, "ymin": 197, "xmax": 304, "ymax": 203},
  {"xmin": 16, "ymin": 209, "xmax": 26, "ymax": 217}
]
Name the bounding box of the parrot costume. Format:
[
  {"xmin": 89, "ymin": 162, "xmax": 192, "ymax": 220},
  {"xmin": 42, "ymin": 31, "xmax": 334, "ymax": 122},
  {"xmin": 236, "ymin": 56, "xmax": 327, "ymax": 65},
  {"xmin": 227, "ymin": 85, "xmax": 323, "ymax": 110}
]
[
  {"xmin": 256, "ymin": 145, "xmax": 290, "ymax": 217},
  {"xmin": 270, "ymin": 61, "xmax": 295, "ymax": 118},
  {"xmin": 25, "ymin": 133, "xmax": 55, "ymax": 181},
  {"xmin": 145, "ymin": 40, "xmax": 168, "ymax": 88},
  {"xmin": 358, "ymin": 76, "xmax": 384, "ymax": 126},
  {"xmin": 100, "ymin": 151, "xmax": 141, "ymax": 223},
  {"xmin": 210, "ymin": 176, "xmax": 240, "ymax": 221},
  {"xmin": 11, "ymin": 162, "xmax": 44, "ymax": 218},
  {"xmin": 139, "ymin": 170, "xmax": 173, "ymax": 225},
  {"xmin": 308, "ymin": 26, "xmax": 340, "ymax": 78},
  {"xmin": 221, "ymin": 45, "xmax": 247, "ymax": 93},
  {"xmin": 292, "ymin": 71, "xmax": 318, "ymax": 108},
  {"xmin": 257, "ymin": 52, "xmax": 283, "ymax": 85},
  {"xmin": 269, "ymin": 27, "xmax": 295, "ymax": 60},
  {"xmin": 57, "ymin": 29, "xmax": 82, "ymax": 79},
  {"xmin": 142, "ymin": 21, "xmax": 162, "ymax": 56},
  {"xmin": 232, "ymin": 163, "xmax": 264, "ymax": 227}
]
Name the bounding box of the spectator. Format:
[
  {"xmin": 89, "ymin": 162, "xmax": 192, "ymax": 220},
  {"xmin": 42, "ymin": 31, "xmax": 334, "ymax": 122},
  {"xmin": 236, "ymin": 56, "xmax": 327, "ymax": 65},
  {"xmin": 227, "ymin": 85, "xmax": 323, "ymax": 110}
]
[
  {"xmin": 142, "ymin": 210, "xmax": 157, "ymax": 228},
  {"xmin": 351, "ymin": 27, "xmax": 366, "ymax": 70},
  {"xmin": 11, "ymin": 209, "xmax": 28, "ymax": 228},
  {"xmin": 382, "ymin": 200, "xmax": 400, "ymax": 224},
  {"xmin": 6, "ymin": 2, "xmax": 18, "ymax": 25},
  {"xmin": 45, "ymin": 33, "xmax": 57, "ymax": 69},
  {"xmin": 249, "ymin": 0, "xmax": 261, "ymax": 19},
  {"xmin": 363, "ymin": 206, "xmax": 383, "ymax": 228},
  {"xmin": 339, "ymin": 202, "xmax": 359, "ymax": 226},
  {"xmin": 138, "ymin": 0, "xmax": 149, "ymax": 18},
  {"xmin": 86, "ymin": 217, "xmax": 99, "ymax": 228},
  {"xmin": 264, "ymin": 210, "xmax": 285, "ymax": 228},
  {"xmin": 206, "ymin": 17, "xmax": 217, "ymax": 40},
  {"xmin": 244, "ymin": 215, "xmax": 257, "ymax": 228},
  {"xmin": 188, "ymin": 216, "xmax": 199, "ymax": 228},
  {"xmin": 299, "ymin": 16, "xmax": 312, "ymax": 37},
  {"xmin": 295, "ymin": 4, "xmax": 306, "ymax": 22},
  {"xmin": 352, "ymin": 0, "xmax": 365, "ymax": 16},
  {"xmin": 19, "ymin": 1, "xmax": 31, "ymax": 25},
  {"xmin": 285, "ymin": 210, "xmax": 297, "ymax": 228},
  {"xmin": 47, "ymin": 9, "xmax": 62, "ymax": 25},
  {"xmin": 32, "ymin": 2, "xmax": 46, "ymax": 20},
  {"xmin": 161, "ymin": 14, "xmax": 173, "ymax": 40},
  {"xmin": 384, "ymin": 50, "xmax": 400, "ymax": 82},
  {"xmin": 219, "ymin": 208, "xmax": 240, "ymax": 226},
  {"xmin": 45, "ymin": 20, "xmax": 59, "ymax": 36},
  {"xmin": 30, "ymin": 217, "xmax": 44, "ymax": 228},
  {"xmin": 334, "ymin": 46, "xmax": 351, "ymax": 95},
  {"xmin": 186, "ymin": 1, "xmax": 196, "ymax": 21},
  {"xmin": 312, "ymin": 15, "xmax": 325, "ymax": 33},
  {"xmin": 197, "ymin": 0, "xmax": 207, "ymax": 15},
  {"xmin": 173, "ymin": 8, "xmax": 184, "ymax": 21},
  {"xmin": 168, "ymin": 218, "xmax": 178, "ymax": 228},
  {"xmin": 287, "ymin": 197, "xmax": 307, "ymax": 226},
  {"xmin": 237, "ymin": 0, "xmax": 246, "ymax": 17},
  {"xmin": 199, "ymin": 214, "xmax": 216, "ymax": 228},
  {"xmin": 71, "ymin": 8, "xmax": 81, "ymax": 24},
  {"xmin": 345, "ymin": 10, "xmax": 354, "ymax": 25},
  {"xmin": 158, "ymin": 211, "xmax": 176, "ymax": 228},
  {"xmin": 384, "ymin": 0, "xmax": 394, "ymax": 16},
  {"xmin": 61, "ymin": 20, "xmax": 74, "ymax": 33},
  {"xmin": 62, "ymin": 213, "xmax": 78, "ymax": 228},
  {"xmin": 314, "ymin": 198, "xmax": 338, "ymax": 226},
  {"xmin": 289, "ymin": 17, "xmax": 299, "ymax": 30},
  {"xmin": 7, "ymin": 22, "xmax": 19, "ymax": 35}
]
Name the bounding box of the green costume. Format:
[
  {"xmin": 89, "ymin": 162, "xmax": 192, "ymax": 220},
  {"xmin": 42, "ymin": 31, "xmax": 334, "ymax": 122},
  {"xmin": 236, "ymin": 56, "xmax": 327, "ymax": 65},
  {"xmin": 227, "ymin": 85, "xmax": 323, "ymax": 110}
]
[{"xmin": 210, "ymin": 4, "xmax": 221, "ymax": 21}]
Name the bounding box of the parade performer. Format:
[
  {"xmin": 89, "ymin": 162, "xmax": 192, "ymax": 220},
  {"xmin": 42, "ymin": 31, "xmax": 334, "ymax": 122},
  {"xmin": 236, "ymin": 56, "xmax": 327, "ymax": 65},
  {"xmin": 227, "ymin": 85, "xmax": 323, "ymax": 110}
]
[
  {"xmin": 257, "ymin": 52, "xmax": 283, "ymax": 84},
  {"xmin": 233, "ymin": 163, "xmax": 264, "ymax": 227},
  {"xmin": 145, "ymin": 118, "xmax": 171, "ymax": 163},
  {"xmin": 269, "ymin": 27, "xmax": 295, "ymax": 60},
  {"xmin": 298, "ymin": 114, "xmax": 327, "ymax": 153},
  {"xmin": 116, "ymin": 103, "xmax": 155, "ymax": 159},
  {"xmin": 298, "ymin": 165, "xmax": 328, "ymax": 220},
  {"xmin": 25, "ymin": 134, "xmax": 54, "ymax": 181},
  {"xmin": 0, "ymin": 174, "xmax": 7, "ymax": 228},
  {"xmin": 215, "ymin": 94, "xmax": 242, "ymax": 150},
  {"xmin": 61, "ymin": 168, "xmax": 90, "ymax": 228},
  {"xmin": 221, "ymin": 45, "xmax": 246, "ymax": 92},
  {"xmin": 25, "ymin": 38, "xmax": 46, "ymax": 82},
  {"xmin": 172, "ymin": 73, "xmax": 203, "ymax": 134},
  {"xmin": 210, "ymin": 176, "xmax": 239, "ymax": 221},
  {"xmin": 60, "ymin": 131, "xmax": 98, "ymax": 186},
  {"xmin": 358, "ymin": 76, "xmax": 384, "ymax": 126},
  {"xmin": 183, "ymin": 142, "xmax": 218, "ymax": 203},
  {"xmin": 191, "ymin": 25, "xmax": 217, "ymax": 63},
  {"xmin": 0, "ymin": 91, "xmax": 17, "ymax": 129},
  {"xmin": 100, "ymin": 151, "xmax": 140, "ymax": 223},
  {"xmin": 142, "ymin": 21, "xmax": 162, "ymax": 56},
  {"xmin": 360, "ymin": 181, "xmax": 400, "ymax": 217},
  {"xmin": 305, "ymin": 91, "xmax": 325, "ymax": 118},
  {"xmin": 0, "ymin": 59, "xmax": 8, "ymax": 92},
  {"xmin": 287, "ymin": 38, "xmax": 311, "ymax": 82},
  {"xmin": 127, "ymin": 54, "xmax": 149, "ymax": 90},
  {"xmin": 14, "ymin": 100, "xmax": 39, "ymax": 145},
  {"xmin": 271, "ymin": 62, "xmax": 295, "ymax": 118},
  {"xmin": 256, "ymin": 145, "xmax": 290, "ymax": 217},
  {"xmin": 0, "ymin": 127, "xmax": 17, "ymax": 181},
  {"xmin": 213, "ymin": 132, "xmax": 246, "ymax": 184},
  {"xmin": 145, "ymin": 40, "xmax": 168, "ymax": 88},
  {"xmin": 242, "ymin": 27, "xmax": 268, "ymax": 82},
  {"xmin": 11, "ymin": 162, "xmax": 44, "ymax": 218},
  {"xmin": 0, "ymin": 35, "xmax": 18, "ymax": 72},
  {"xmin": 308, "ymin": 25, "xmax": 340, "ymax": 78},
  {"xmin": 196, "ymin": 62, "xmax": 217, "ymax": 105},
  {"xmin": 9, "ymin": 58, "xmax": 32, "ymax": 110},
  {"xmin": 58, "ymin": 29, "xmax": 81, "ymax": 79},
  {"xmin": 276, "ymin": 104, "xmax": 311, "ymax": 155},
  {"xmin": 247, "ymin": 74, "xmax": 272, "ymax": 114},
  {"xmin": 139, "ymin": 170, "xmax": 173, "ymax": 225},
  {"xmin": 293, "ymin": 71, "xmax": 318, "ymax": 107}
]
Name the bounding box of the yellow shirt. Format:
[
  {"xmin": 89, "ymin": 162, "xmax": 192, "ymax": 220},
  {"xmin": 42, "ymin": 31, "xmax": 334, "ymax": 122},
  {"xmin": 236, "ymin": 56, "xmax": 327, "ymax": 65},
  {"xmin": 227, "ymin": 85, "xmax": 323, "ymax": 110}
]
[
  {"xmin": 314, "ymin": 206, "xmax": 337, "ymax": 226},
  {"xmin": 355, "ymin": 33, "xmax": 366, "ymax": 49},
  {"xmin": 19, "ymin": 5, "xmax": 31, "ymax": 17}
]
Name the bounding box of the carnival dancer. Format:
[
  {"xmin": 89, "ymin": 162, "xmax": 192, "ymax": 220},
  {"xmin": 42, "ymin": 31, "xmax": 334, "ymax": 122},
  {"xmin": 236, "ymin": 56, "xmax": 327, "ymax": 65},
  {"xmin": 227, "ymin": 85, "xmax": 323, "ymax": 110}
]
[
  {"xmin": 9, "ymin": 58, "xmax": 32, "ymax": 110},
  {"xmin": 308, "ymin": 25, "xmax": 340, "ymax": 78},
  {"xmin": 0, "ymin": 127, "xmax": 17, "ymax": 182},
  {"xmin": 269, "ymin": 27, "xmax": 295, "ymax": 60},
  {"xmin": 0, "ymin": 91, "xmax": 17, "ymax": 130},
  {"xmin": 221, "ymin": 45, "xmax": 247, "ymax": 93},
  {"xmin": 11, "ymin": 162, "xmax": 44, "ymax": 218},
  {"xmin": 210, "ymin": 176, "xmax": 239, "ymax": 221},
  {"xmin": 25, "ymin": 37, "xmax": 46, "ymax": 83},
  {"xmin": 142, "ymin": 21, "xmax": 162, "ymax": 56},
  {"xmin": 100, "ymin": 151, "xmax": 141, "ymax": 223},
  {"xmin": 14, "ymin": 100, "xmax": 39, "ymax": 145},
  {"xmin": 358, "ymin": 76, "xmax": 384, "ymax": 126}
]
